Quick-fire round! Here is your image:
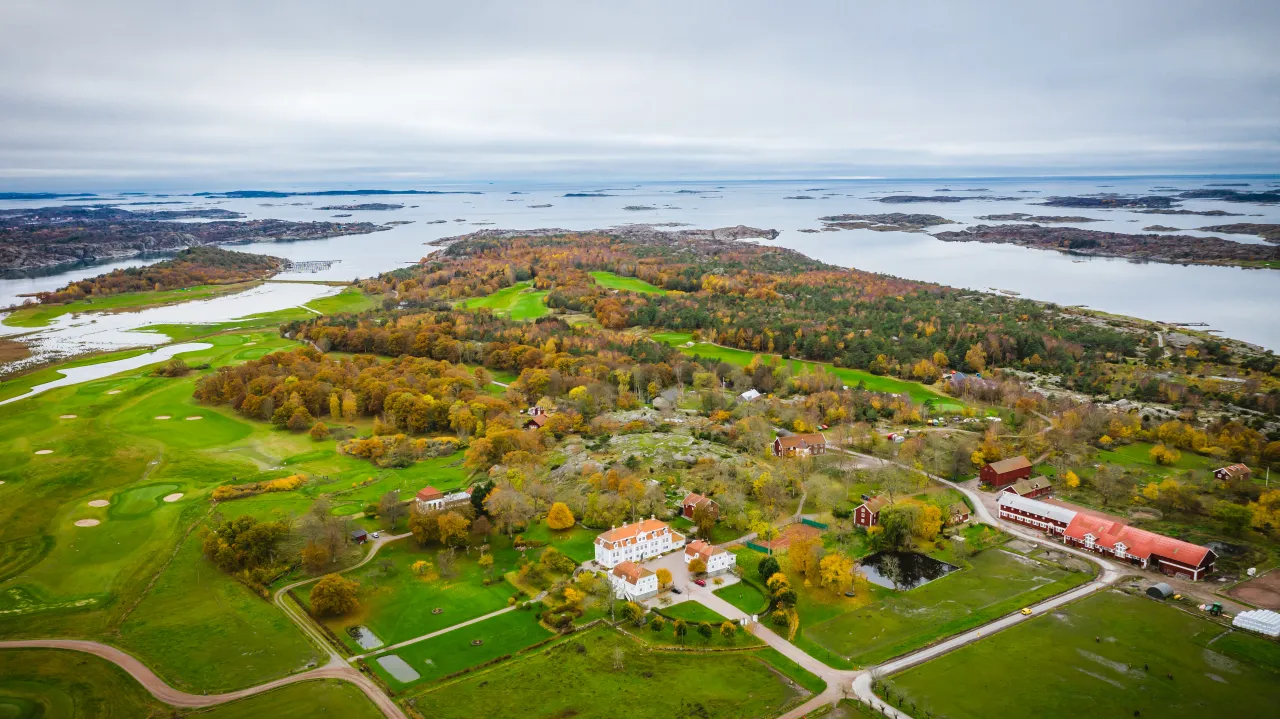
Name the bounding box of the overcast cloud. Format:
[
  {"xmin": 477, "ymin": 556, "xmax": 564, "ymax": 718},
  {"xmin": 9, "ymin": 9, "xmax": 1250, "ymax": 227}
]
[{"xmin": 1, "ymin": 0, "xmax": 1277, "ymax": 188}]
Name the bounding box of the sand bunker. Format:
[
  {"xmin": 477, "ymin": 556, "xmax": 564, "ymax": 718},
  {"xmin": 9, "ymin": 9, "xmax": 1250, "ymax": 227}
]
[
  {"xmin": 88, "ymin": 499, "xmax": 110, "ymax": 507},
  {"xmin": 163, "ymin": 493, "xmax": 184, "ymax": 503},
  {"xmin": 154, "ymin": 415, "xmax": 171, "ymax": 420},
  {"xmin": 34, "ymin": 449, "xmax": 54, "ymax": 455},
  {"xmin": 59, "ymin": 414, "xmax": 77, "ymax": 419},
  {"xmin": 244, "ymin": 342, "xmax": 257, "ymax": 346},
  {"xmin": 74, "ymin": 519, "xmax": 100, "ymax": 527},
  {"xmin": 106, "ymin": 389, "xmax": 121, "ymax": 395},
  {"xmin": 185, "ymin": 416, "xmax": 203, "ymax": 421}
]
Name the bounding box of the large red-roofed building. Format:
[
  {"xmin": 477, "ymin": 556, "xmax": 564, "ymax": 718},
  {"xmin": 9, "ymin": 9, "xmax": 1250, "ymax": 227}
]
[{"xmin": 1063, "ymin": 513, "xmax": 1216, "ymax": 581}]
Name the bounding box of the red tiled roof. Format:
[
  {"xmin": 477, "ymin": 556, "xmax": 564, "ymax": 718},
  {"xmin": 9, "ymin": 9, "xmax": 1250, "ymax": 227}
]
[
  {"xmin": 416, "ymin": 486, "xmax": 443, "ymax": 502},
  {"xmin": 684, "ymin": 539, "xmax": 724, "ymax": 559},
  {"xmin": 684, "ymin": 492, "xmax": 708, "ymax": 506},
  {"xmin": 611, "ymin": 561, "xmax": 653, "ymax": 584},
  {"xmin": 987, "ymin": 456, "xmax": 1031, "ymax": 474},
  {"xmin": 597, "ymin": 518, "xmax": 670, "ymax": 544},
  {"xmin": 525, "ymin": 413, "xmax": 549, "ymax": 427},
  {"xmin": 1064, "ymin": 514, "xmax": 1211, "ymax": 566},
  {"xmin": 1216, "ymin": 463, "xmax": 1250, "ymax": 477}
]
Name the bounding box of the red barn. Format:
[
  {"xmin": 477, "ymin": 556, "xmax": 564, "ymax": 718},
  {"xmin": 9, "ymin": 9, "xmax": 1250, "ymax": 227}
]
[
  {"xmin": 1063, "ymin": 514, "xmax": 1217, "ymax": 581},
  {"xmin": 772, "ymin": 433, "xmax": 827, "ymax": 458},
  {"xmin": 682, "ymin": 493, "xmax": 719, "ymax": 520},
  {"xmin": 854, "ymin": 496, "xmax": 888, "ymax": 528},
  {"xmin": 981, "ymin": 456, "xmax": 1032, "ymax": 488}
]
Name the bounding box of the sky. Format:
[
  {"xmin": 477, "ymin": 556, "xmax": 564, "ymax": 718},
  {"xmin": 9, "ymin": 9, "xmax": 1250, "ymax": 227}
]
[{"xmin": 1, "ymin": 0, "xmax": 1277, "ymax": 188}]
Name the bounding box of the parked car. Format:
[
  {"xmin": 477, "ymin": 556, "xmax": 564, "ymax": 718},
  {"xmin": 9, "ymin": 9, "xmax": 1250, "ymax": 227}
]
[
  {"xmin": 371, "ymin": 531, "xmax": 381, "ymax": 539},
  {"xmin": 694, "ymin": 579, "xmax": 706, "ymax": 587},
  {"xmin": 1020, "ymin": 607, "xmax": 1032, "ymax": 616},
  {"xmin": 671, "ymin": 587, "xmax": 682, "ymax": 594}
]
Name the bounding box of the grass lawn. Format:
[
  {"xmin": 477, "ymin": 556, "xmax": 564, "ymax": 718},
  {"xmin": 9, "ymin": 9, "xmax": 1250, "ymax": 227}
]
[
  {"xmin": 658, "ymin": 600, "xmax": 730, "ymax": 624},
  {"xmin": 519, "ymin": 522, "xmax": 598, "ymax": 563},
  {"xmin": 888, "ymin": 591, "xmax": 1280, "ymax": 719},
  {"xmin": 115, "ymin": 526, "xmax": 322, "ymax": 692},
  {"xmin": 0, "ymin": 648, "xmax": 163, "ymax": 718},
  {"xmin": 1093, "ymin": 441, "xmax": 1217, "ymax": 475},
  {"xmin": 805, "ymin": 547, "xmax": 1092, "ymax": 666},
  {"xmin": 589, "ymin": 271, "xmax": 667, "ymax": 294},
  {"xmin": 193, "ymin": 679, "xmax": 385, "ymax": 719},
  {"xmin": 650, "ymin": 331, "xmax": 964, "ymax": 410},
  {"xmin": 1, "ymin": 282, "xmax": 261, "ymax": 328},
  {"xmin": 368, "ymin": 607, "xmax": 552, "ymax": 687},
  {"xmin": 406, "ymin": 627, "xmax": 810, "ymax": 718},
  {"xmin": 300, "ymin": 538, "xmax": 526, "ymax": 653},
  {"xmin": 460, "ymin": 281, "xmax": 549, "ymax": 321},
  {"xmin": 672, "ymin": 516, "xmax": 742, "ymax": 544},
  {"xmin": 714, "ymin": 579, "xmax": 770, "ymax": 615},
  {"xmin": 0, "ymin": 347, "xmax": 155, "ymax": 402}
]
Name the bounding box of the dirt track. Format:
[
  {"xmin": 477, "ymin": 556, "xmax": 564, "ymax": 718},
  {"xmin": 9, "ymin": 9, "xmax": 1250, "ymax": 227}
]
[{"xmin": 1228, "ymin": 569, "xmax": 1280, "ymax": 610}]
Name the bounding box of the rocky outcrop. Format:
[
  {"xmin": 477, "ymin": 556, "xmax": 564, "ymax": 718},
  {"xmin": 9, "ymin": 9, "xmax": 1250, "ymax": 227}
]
[
  {"xmin": 974, "ymin": 213, "xmax": 1101, "ymax": 223},
  {"xmin": 0, "ymin": 205, "xmax": 388, "ymax": 271},
  {"xmin": 1197, "ymin": 224, "xmax": 1280, "ymax": 243},
  {"xmin": 818, "ymin": 213, "xmax": 955, "ymax": 232},
  {"xmin": 932, "ymin": 224, "xmax": 1280, "ymax": 268},
  {"xmin": 432, "ymin": 224, "xmax": 781, "ymax": 249},
  {"xmin": 314, "ymin": 203, "xmax": 404, "ymax": 211},
  {"xmin": 1037, "ymin": 195, "xmax": 1177, "ymax": 209}
]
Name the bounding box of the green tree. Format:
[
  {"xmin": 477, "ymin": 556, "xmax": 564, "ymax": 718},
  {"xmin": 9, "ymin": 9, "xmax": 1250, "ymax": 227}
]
[
  {"xmin": 697, "ymin": 621, "xmax": 714, "ymax": 643},
  {"xmin": 758, "ymin": 555, "xmax": 781, "ymax": 582}
]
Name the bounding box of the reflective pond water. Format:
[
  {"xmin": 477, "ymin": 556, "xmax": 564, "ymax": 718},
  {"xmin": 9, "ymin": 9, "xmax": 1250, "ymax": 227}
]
[{"xmin": 859, "ymin": 551, "xmax": 959, "ymax": 590}]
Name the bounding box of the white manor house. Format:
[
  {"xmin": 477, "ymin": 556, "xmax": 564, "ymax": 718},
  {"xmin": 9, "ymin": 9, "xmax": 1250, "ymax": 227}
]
[{"xmin": 594, "ymin": 517, "xmax": 685, "ymax": 568}]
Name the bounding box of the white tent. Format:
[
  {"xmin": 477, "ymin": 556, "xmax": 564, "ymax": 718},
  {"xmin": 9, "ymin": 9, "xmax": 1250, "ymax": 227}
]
[{"xmin": 1232, "ymin": 609, "xmax": 1280, "ymax": 638}]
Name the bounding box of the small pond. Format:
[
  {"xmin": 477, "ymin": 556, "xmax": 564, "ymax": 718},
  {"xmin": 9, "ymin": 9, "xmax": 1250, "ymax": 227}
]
[
  {"xmin": 347, "ymin": 625, "xmax": 383, "ymax": 650},
  {"xmin": 375, "ymin": 654, "xmax": 420, "ymax": 683},
  {"xmin": 859, "ymin": 551, "xmax": 959, "ymax": 590}
]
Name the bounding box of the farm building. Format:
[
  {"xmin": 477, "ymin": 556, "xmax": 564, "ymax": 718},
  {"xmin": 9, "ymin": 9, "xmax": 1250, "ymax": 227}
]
[
  {"xmin": 1214, "ymin": 464, "xmax": 1252, "ymax": 483},
  {"xmin": 1147, "ymin": 582, "xmax": 1175, "ymax": 599},
  {"xmin": 594, "ymin": 517, "xmax": 685, "ymax": 568},
  {"xmin": 981, "ymin": 455, "xmax": 1032, "ymax": 488},
  {"xmin": 772, "ymin": 432, "xmax": 827, "ymax": 458},
  {"xmin": 682, "ymin": 493, "xmax": 719, "ymax": 521},
  {"xmin": 415, "ymin": 486, "xmax": 472, "ymax": 513},
  {"xmin": 609, "ymin": 561, "xmax": 659, "ymax": 601},
  {"xmin": 684, "ymin": 539, "xmax": 736, "ymax": 575},
  {"xmin": 997, "ymin": 493, "xmax": 1076, "ymax": 536},
  {"xmin": 523, "ymin": 412, "xmax": 549, "ymax": 430},
  {"xmin": 1002, "ymin": 476, "xmax": 1052, "ymax": 499},
  {"xmin": 1063, "ymin": 514, "xmax": 1217, "ymax": 581},
  {"xmin": 350, "ymin": 529, "xmax": 369, "ymax": 544},
  {"xmin": 854, "ymin": 495, "xmax": 889, "ymax": 528},
  {"xmin": 947, "ymin": 502, "xmax": 971, "ymax": 526},
  {"xmin": 997, "ymin": 494, "xmax": 1217, "ymax": 580}
]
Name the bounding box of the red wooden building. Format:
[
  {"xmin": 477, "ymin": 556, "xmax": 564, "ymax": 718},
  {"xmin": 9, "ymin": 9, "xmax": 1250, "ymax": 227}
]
[
  {"xmin": 854, "ymin": 495, "xmax": 888, "ymax": 528},
  {"xmin": 980, "ymin": 455, "xmax": 1032, "ymax": 488},
  {"xmin": 1002, "ymin": 476, "xmax": 1052, "ymax": 499},
  {"xmin": 682, "ymin": 493, "xmax": 719, "ymax": 520}
]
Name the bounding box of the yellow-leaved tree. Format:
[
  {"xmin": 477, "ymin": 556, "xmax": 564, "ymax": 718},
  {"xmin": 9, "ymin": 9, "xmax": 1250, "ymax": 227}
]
[{"xmin": 546, "ymin": 502, "xmax": 575, "ymax": 530}]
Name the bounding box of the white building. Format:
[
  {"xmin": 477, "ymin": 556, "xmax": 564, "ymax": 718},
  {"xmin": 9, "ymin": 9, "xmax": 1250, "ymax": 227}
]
[
  {"xmin": 415, "ymin": 486, "xmax": 472, "ymax": 513},
  {"xmin": 609, "ymin": 561, "xmax": 659, "ymax": 601},
  {"xmin": 684, "ymin": 539, "xmax": 736, "ymax": 575},
  {"xmin": 594, "ymin": 517, "xmax": 685, "ymax": 568},
  {"xmin": 739, "ymin": 389, "xmax": 762, "ymax": 402}
]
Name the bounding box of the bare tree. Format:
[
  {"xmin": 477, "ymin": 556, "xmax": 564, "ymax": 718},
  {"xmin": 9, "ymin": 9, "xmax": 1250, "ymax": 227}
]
[
  {"xmin": 379, "ymin": 490, "xmax": 407, "ymax": 531},
  {"xmin": 612, "ymin": 646, "xmax": 626, "ymax": 671},
  {"xmin": 879, "ymin": 554, "xmax": 902, "ymax": 590}
]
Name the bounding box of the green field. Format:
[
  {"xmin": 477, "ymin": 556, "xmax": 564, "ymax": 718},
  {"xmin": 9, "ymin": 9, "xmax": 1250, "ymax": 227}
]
[
  {"xmin": 461, "ymin": 282, "xmax": 549, "ymax": 321},
  {"xmin": 1, "ymin": 282, "xmax": 261, "ymax": 328},
  {"xmin": 0, "ymin": 328, "xmax": 435, "ymax": 691},
  {"xmin": 805, "ymin": 547, "xmax": 1092, "ymax": 666},
  {"xmin": 650, "ymin": 331, "xmax": 964, "ymax": 410},
  {"xmin": 590, "ymin": 271, "xmax": 666, "ymax": 294},
  {"xmin": 888, "ymin": 591, "xmax": 1280, "ymax": 719},
  {"xmin": 301, "ymin": 538, "xmax": 527, "ymax": 653},
  {"xmin": 0, "ymin": 648, "xmax": 162, "ymax": 718},
  {"xmin": 1093, "ymin": 441, "xmax": 1218, "ymax": 475},
  {"xmin": 195, "ymin": 679, "xmax": 385, "ymax": 719},
  {"xmin": 406, "ymin": 627, "xmax": 810, "ymax": 718},
  {"xmin": 713, "ymin": 578, "xmax": 770, "ymax": 615},
  {"xmin": 518, "ymin": 522, "xmax": 597, "ymax": 563},
  {"xmin": 369, "ymin": 607, "xmax": 552, "ymax": 687},
  {"xmin": 658, "ymin": 600, "xmax": 731, "ymax": 624}
]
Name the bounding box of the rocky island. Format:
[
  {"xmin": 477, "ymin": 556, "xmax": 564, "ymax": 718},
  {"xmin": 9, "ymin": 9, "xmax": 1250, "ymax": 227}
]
[
  {"xmin": 1198, "ymin": 223, "xmax": 1280, "ymax": 242},
  {"xmin": 932, "ymin": 224, "xmax": 1280, "ymax": 268},
  {"xmin": 975, "ymin": 213, "xmax": 1101, "ymax": 223},
  {"xmin": 1037, "ymin": 195, "xmax": 1177, "ymax": 209},
  {"xmin": 817, "ymin": 213, "xmax": 955, "ymax": 232},
  {"xmin": 315, "ymin": 203, "xmax": 404, "ymax": 211},
  {"xmin": 0, "ymin": 205, "xmax": 387, "ymax": 271}
]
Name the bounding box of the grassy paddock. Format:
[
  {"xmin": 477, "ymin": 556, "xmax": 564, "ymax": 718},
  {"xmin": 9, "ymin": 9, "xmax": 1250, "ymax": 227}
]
[
  {"xmin": 190, "ymin": 679, "xmax": 386, "ymax": 719},
  {"xmin": 368, "ymin": 607, "xmax": 552, "ymax": 687},
  {"xmin": 590, "ymin": 271, "xmax": 667, "ymax": 294},
  {"xmin": 0, "ymin": 648, "xmax": 162, "ymax": 718},
  {"xmin": 407, "ymin": 626, "xmax": 808, "ymax": 718},
  {"xmin": 888, "ymin": 591, "xmax": 1280, "ymax": 719},
  {"xmin": 650, "ymin": 331, "xmax": 963, "ymax": 410},
  {"xmin": 806, "ymin": 547, "xmax": 1091, "ymax": 666},
  {"xmin": 461, "ymin": 282, "xmax": 549, "ymax": 321}
]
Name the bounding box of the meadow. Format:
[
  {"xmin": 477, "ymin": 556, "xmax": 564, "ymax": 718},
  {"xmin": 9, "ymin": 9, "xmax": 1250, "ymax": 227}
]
[
  {"xmin": 887, "ymin": 591, "xmax": 1280, "ymax": 719},
  {"xmin": 460, "ymin": 281, "xmax": 549, "ymax": 321},
  {"xmin": 650, "ymin": 331, "xmax": 965, "ymax": 410},
  {"xmin": 589, "ymin": 271, "xmax": 667, "ymax": 294},
  {"xmin": 0, "ymin": 648, "xmax": 162, "ymax": 718},
  {"xmin": 406, "ymin": 626, "xmax": 810, "ymax": 718},
  {"xmin": 195, "ymin": 679, "xmax": 386, "ymax": 719},
  {"xmin": 368, "ymin": 607, "xmax": 553, "ymax": 688}
]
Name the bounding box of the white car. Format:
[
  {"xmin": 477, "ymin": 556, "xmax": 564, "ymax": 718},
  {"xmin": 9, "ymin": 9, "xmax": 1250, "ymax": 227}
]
[{"xmin": 371, "ymin": 531, "xmax": 381, "ymax": 539}]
